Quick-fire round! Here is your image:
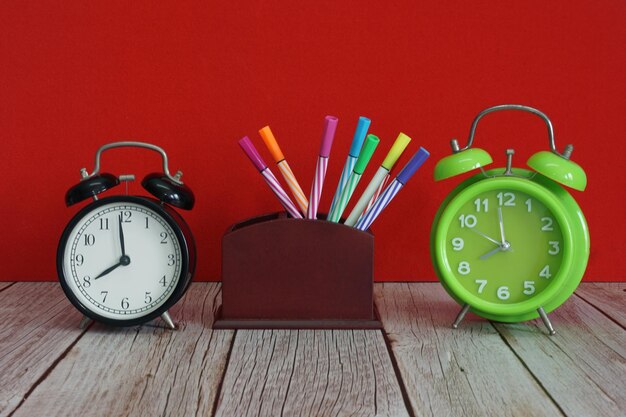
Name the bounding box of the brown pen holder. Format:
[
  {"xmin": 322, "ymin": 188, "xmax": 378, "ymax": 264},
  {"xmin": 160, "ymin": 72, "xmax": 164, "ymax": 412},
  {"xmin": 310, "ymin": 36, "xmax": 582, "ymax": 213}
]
[{"xmin": 213, "ymin": 212, "xmax": 382, "ymax": 329}]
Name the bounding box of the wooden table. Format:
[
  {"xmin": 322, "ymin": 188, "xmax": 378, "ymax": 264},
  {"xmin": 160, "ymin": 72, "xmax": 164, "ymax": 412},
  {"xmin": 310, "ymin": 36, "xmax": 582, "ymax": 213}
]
[{"xmin": 1, "ymin": 282, "xmax": 624, "ymax": 417}]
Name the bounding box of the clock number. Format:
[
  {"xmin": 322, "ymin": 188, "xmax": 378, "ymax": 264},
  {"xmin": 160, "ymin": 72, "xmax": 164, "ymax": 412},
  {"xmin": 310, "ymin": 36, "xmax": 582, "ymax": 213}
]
[
  {"xmin": 497, "ymin": 192, "xmax": 516, "ymax": 206},
  {"xmin": 541, "ymin": 217, "xmax": 554, "ymax": 231},
  {"xmin": 458, "ymin": 261, "xmax": 470, "ymax": 275},
  {"xmin": 99, "ymin": 218, "xmax": 110, "ymax": 230},
  {"xmin": 525, "ymin": 198, "xmax": 532, "ymax": 212},
  {"xmin": 451, "ymin": 237, "xmax": 464, "ymax": 251},
  {"xmin": 144, "ymin": 292, "xmax": 152, "ymax": 304},
  {"xmin": 539, "ymin": 265, "xmax": 552, "ymax": 279},
  {"xmin": 82, "ymin": 276, "xmax": 91, "ymax": 287},
  {"xmin": 459, "ymin": 214, "xmax": 477, "ymax": 228},
  {"xmin": 497, "ymin": 286, "xmax": 510, "ymax": 300},
  {"xmin": 160, "ymin": 275, "xmax": 167, "ymax": 287},
  {"xmin": 122, "ymin": 211, "xmax": 132, "ymax": 223},
  {"xmin": 475, "ymin": 279, "xmax": 487, "ymax": 294},
  {"xmin": 75, "ymin": 254, "xmax": 84, "ymax": 266},
  {"xmin": 474, "ymin": 198, "xmax": 488, "ymax": 212},
  {"xmin": 121, "ymin": 298, "xmax": 129, "ymax": 309},
  {"xmin": 167, "ymin": 254, "xmax": 175, "ymax": 266},
  {"xmin": 548, "ymin": 241, "xmax": 560, "ymax": 255},
  {"xmin": 523, "ymin": 281, "xmax": 536, "ymax": 295},
  {"xmin": 84, "ymin": 234, "xmax": 96, "ymax": 246},
  {"xmin": 160, "ymin": 232, "xmax": 168, "ymax": 244},
  {"xmin": 145, "ymin": 217, "xmax": 150, "ymax": 229},
  {"xmin": 101, "ymin": 291, "xmax": 108, "ymax": 303}
]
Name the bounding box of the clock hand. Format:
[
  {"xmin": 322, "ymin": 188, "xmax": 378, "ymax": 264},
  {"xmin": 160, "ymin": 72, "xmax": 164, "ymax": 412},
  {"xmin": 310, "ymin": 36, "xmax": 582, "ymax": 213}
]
[
  {"xmin": 498, "ymin": 207, "xmax": 506, "ymax": 245},
  {"xmin": 118, "ymin": 214, "xmax": 126, "ymax": 256},
  {"xmin": 94, "ymin": 261, "xmax": 123, "ymax": 279},
  {"xmin": 479, "ymin": 240, "xmax": 513, "ymax": 260},
  {"xmin": 470, "ymin": 228, "xmax": 501, "ymax": 246},
  {"xmin": 479, "ymin": 246, "xmax": 503, "ymax": 260},
  {"xmin": 94, "ymin": 255, "xmax": 131, "ymax": 280}
]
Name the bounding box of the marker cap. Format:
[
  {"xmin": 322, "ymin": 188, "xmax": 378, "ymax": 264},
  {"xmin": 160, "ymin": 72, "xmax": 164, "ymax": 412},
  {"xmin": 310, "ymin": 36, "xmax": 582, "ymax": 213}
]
[
  {"xmin": 319, "ymin": 115, "xmax": 338, "ymax": 157},
  {"xmin": 382, "ymin": 132, "xmax": 412, "ymax": 170},
  {"xmin": 258, "ymin": 126, "xmax": 285, "ymax": 163},
  {"xmin": 396, "ymin": 147, "xmax": 430, "ymax": 184},
  {"xmin": 239, "ymin": 136, "xmax": 267, "ymax": 171},
  {"xmin": 354, "ymin": 134, "xmax": 380, "ymax": 174},
  {"xmin": 348, "ymin": 116, "xmax": 371, "ymax": 157}
]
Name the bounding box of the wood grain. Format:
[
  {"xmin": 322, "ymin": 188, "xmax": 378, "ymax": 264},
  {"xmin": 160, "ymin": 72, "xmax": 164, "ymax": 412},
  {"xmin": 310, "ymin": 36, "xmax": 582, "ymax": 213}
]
[
  {"xmin": 214, "ymin": 329, "xmax": 409, "ymax": 417},
  {"xmin": 494, "ymin": 295, "xmax": 626, "ymax": 417},
  {"xmin": 11, "ymin": 283, "xmax": 234, "ymax": 417},
  {"xmin": 0, "ymin": 283, "xmax": 85, "ymax": 417},
  {"xmin": 375, "ymin": 283, "xmax": 563, "ymax": 417},
  {"xmin": 576, "ymin": 283, "xmax": 626, "ymax": 327}
]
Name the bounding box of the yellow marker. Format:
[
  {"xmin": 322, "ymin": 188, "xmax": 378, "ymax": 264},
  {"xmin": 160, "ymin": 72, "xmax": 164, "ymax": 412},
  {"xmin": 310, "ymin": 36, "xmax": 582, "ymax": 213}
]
[{"xmin": 344, "ymin": 133, "xmax": 412, "ymax": 226}]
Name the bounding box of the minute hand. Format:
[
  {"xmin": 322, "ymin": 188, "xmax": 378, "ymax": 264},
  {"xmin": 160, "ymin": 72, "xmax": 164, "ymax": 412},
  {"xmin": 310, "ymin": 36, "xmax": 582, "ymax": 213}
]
[
  {"xmin": 118, "ymin": 214, "xmax": 126, "ymax": 256},
  {"xmin": 497, "ymin": 207, "xmax": 506, "ymax": 244}
]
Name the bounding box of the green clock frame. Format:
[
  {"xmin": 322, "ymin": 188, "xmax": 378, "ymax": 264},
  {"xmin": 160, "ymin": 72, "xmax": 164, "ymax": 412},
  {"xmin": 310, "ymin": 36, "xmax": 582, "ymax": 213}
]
[
  {"xmin": 430, "ymin": 104, "xmax": 590, "ymax": 335},
  {"xmin": 431, "ymin": 168, "xmax": 590, "ymax": 323}
]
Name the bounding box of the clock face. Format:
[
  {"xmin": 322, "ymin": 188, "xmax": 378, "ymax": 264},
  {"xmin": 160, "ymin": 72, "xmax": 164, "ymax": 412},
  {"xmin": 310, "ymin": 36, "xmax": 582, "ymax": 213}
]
[
  {"xmin": 443, "ymin": 188, "xmax": 564, "ymax": 305},
  {"xmin": 433, "ymin": 176, "xmax": 579, "ymax": 318},
  {"xmin": 60, "ymin": 199, "xmax": 184, "ymax": 322}
]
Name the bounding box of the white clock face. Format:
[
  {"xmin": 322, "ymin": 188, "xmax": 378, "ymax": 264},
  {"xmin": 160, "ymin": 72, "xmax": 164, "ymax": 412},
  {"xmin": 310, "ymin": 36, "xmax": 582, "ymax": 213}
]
[{"xmin": 61, "ymin": 201, "xmax": 182, "ymax": 321}]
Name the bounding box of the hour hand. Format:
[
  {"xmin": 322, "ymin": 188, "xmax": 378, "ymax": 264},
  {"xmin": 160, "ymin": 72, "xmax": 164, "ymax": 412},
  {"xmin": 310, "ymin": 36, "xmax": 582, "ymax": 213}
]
[
  {"xmin": 479, "ymin": 246, "xmax": 502, "ymax": 260},
  {"xmin": 94, "ymin": 261, "xmax": 123, "ymax": 280}
]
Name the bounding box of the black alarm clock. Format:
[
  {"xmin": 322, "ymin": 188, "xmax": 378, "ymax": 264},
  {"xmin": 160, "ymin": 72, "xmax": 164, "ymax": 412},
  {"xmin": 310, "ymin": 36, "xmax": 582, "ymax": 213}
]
[{"xmin": 57, "ymin": 142, "xmax": 196, "ymax": 329}]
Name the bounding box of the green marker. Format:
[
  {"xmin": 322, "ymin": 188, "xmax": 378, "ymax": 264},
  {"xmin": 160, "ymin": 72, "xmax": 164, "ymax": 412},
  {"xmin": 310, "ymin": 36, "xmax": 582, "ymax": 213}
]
[
  {"xmin": 344, "ymin": 133, "xmax": 412, "ymax": 226},
  {"xmin": 328, "ymin": 134, "xmax": 380, "ymax": 223}
]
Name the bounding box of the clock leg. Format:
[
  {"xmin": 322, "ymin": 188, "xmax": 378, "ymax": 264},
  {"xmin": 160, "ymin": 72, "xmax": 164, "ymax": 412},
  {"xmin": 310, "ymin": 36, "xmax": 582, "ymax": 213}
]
[
  {"xmin": 79, "ymin": 315, "xmax": 92, "ymax": 330},
  {"xmin": 452, "ymin": 304, "xmax": 471, "ymax": 329},
  {"xmin": 537, "ymin": 307, "xmax": 556, "ymax": 336},
  {"xmin": 160, "ymin": 311, "xmax": 177, "ymax": 330}
]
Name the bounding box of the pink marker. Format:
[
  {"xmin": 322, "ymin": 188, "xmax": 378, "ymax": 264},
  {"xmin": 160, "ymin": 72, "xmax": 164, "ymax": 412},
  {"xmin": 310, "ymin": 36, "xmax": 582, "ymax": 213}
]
[
  {"xmin": 307, "ymin": 116, "xmax": 338, "ymax": 219},
  {"xmin": 239, "ymin": 136, "xmax": 303, "ymax": 219}
]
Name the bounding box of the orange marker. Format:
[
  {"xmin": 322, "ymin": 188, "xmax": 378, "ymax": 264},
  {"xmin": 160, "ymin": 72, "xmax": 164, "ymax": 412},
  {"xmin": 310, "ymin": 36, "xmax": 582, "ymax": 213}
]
[{"xmin": 259, "ymin": 126, "xmax": 309, "ymax": 213}]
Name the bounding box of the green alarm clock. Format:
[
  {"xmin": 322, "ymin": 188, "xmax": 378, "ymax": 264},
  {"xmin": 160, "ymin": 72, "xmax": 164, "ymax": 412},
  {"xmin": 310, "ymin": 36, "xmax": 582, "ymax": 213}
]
[{"xmin": 431, "ymin": 104, "xmax": 589, "ymax": 335}]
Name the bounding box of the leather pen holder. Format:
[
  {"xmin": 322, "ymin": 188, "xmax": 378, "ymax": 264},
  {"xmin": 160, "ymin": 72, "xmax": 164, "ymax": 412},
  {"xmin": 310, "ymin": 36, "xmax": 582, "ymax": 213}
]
[{"xmin": 214, "ymin": 212, "xmax": 381, "ymax": 329}]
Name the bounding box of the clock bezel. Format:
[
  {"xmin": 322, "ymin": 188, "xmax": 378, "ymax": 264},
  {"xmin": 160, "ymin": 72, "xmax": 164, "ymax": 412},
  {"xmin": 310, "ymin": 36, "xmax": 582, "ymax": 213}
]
[
  {"xmin": 57, "ymin": 195, "xmax": 195, "ymax": 327},
  {"xmin": 431, "ymin": 168, "xmax": 589, "ymax": 322}
]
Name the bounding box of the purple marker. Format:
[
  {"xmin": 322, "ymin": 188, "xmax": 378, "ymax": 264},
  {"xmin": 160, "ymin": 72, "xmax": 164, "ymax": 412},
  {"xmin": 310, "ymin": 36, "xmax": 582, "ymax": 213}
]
[
  {"xmin": 306, "ymin": 115, "xmax": 338, "ymax": 219},
  {"xmin": 239, "ymin": 136, "xmax": 303, "ymax": 219},
  {"xmin": 355, "ymin": 147, "xmax": 429, "ymax": 230}
]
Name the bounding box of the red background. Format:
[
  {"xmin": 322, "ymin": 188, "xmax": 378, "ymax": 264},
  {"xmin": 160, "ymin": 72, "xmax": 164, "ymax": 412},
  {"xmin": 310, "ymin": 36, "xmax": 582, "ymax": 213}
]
[{"xmin": 1, "ymin": 1, "xmax": 624, "ymax": 282}]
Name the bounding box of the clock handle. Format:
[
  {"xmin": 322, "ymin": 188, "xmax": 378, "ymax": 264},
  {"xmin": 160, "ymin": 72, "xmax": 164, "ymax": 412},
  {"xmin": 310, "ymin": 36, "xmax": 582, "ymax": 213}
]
[
  {"xmin": 81, "ymin": 141, "xmax": 185, "ymax": 185},
  {"xmin": 454, "ymin": 104, "xmax": 573, "ymax": 160}
]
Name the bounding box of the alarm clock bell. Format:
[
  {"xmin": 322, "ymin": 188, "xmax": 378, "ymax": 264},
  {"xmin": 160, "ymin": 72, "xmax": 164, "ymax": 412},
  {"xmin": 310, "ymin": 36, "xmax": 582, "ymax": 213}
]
[{"xmin": 434, "ymin": 104, "xmax": 587, "ymax": 193}]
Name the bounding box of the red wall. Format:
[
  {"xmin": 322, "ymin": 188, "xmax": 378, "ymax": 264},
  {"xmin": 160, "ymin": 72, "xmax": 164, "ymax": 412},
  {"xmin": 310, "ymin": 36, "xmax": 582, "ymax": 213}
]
[{"xmin": 2, "ymin": 1, "xmax": 625, "ymax": 282}]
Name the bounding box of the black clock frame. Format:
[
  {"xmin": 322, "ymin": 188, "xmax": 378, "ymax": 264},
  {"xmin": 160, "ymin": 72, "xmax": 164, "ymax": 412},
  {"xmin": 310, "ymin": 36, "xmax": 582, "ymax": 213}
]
[{"xmin": 57, "ymin": 195, "xmax": 196, "ymax": 327}]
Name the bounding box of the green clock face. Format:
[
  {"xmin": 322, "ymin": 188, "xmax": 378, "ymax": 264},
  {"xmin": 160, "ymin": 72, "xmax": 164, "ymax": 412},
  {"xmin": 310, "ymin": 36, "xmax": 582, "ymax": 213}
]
[
  {"xmin": 444, "ymin": 188, "xmax": 564, "ymax": 305},
  {"xmin": 432, "ymin": 170, "xmax": 591, "ymax": 322}
]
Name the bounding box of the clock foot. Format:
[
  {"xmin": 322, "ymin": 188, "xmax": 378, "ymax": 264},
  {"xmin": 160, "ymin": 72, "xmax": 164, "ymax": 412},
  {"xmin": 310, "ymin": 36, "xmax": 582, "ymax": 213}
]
[
  {"xmin": 79, "ymin": 315, "xmax": 92, "ymax": 330},
  {"xmin": 452, "ymin": 304, "xmax": 471, "ymax": 329},
  {"xmin": 537, "ymin": 307, "xmax": 556, "ymax": 336},
  {"xmin": 160, "ymin": 311, "xmax": 177, "ymax": 330}
]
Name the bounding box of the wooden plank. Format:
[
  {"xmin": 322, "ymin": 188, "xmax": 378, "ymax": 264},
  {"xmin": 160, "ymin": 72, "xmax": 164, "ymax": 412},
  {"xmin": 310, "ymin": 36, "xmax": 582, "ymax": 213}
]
[
  {"xmin": 494, "ymin": 295, "xmax": 626, "ymax": 417},
  {"xmin": 375, "ymin": 283, "xmax": 563, "ymax": 417},
  {"xmin": 576, "ymin": 283, "xmax": 626, "ymax": 327},
  {"xmin": 11, "ymin": 283, "xmax": 234, "ymax": 417},
  {"xmin": 0, "ymin": 282, "xmax": 13, "ymax": 292},
  {"xmin": 214, "ymin": 329, "xmax": 409, "ymax": 417},
  {"xmin": 0, "ymin": 283, "xmax": 86, "ymax": 417}
]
